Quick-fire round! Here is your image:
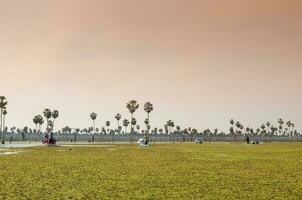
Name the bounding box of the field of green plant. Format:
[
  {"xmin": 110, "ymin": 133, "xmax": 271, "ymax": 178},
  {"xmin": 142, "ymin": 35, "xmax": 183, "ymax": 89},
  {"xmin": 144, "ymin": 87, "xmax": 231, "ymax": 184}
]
[{"xmin": 0, "ymin": 143, "xmax": 302, "ymax": 200}]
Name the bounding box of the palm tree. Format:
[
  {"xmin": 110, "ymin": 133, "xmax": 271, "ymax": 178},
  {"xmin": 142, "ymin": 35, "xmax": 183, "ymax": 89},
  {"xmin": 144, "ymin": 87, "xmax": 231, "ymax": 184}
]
[
  {"xmin": 47, "ymin": 120, "xmax": 54, "ymax": 132},
  {"xmin": 33, "ymin": 115, "xmax": 40, "ymax": 133},
  {"xmin": 230, "ymin": 119, "xmax": 235, "ymax": 134},
  {"xmin": 144, "ymin": 102, "xmax": 153, "ymax": 133},
  {"xmin": 0, "ymin": 96, "xmax": 8, "ymax": 144},
  {"xmin": 291, "ymin": 122, "xmax": 295, "ymax": 140},
  {"xmin": 90, "ymin": 113, "xmax": 97, "ymax": 134},
  {"xmin": 144, "ymin": 118, "xmax": 149, "ymax": 126},
  {"xmin": 286, "ymin": 121, "xmax": 291, "ymax": 136},
  {"xmin": 123, "ymin": 119, "xmax": 129, "ymax": 134},
  {"xmin": 176, "ymin": 126, "xmax": 181, "ymax": 135},
  {"xmin": 115, "ymin": 113, "xmax": 122, "ymax": 133},
  {"xmin": 52, "ymin": 110, "xmax": 59, "ymax": 131},
  {"xmin": 106, "ymin": 121, "xmax": 110, "ymax": 133},
  {"xmin": 2, "ymin": 109, "xmax": 7, "ymax": 143},
  {"xmin": 278, "ymin": 119, "xmax": 284, "ymax": 135},
  {"xmin": 136, "ymin": 125, "xmax": 140, "ymax": 134},
  {"xmin": 164, "ymin": 124, "xmax": 168, "ymax": 135},
  {"xmin": 131, "ymin": 118, "xmax": 137, "ymax": 130},
  {"xmin": 266, "ymin": 122, "xmax": 271, "ymax": 134},
  {"xmin": 43, "ymin": 109, "xmax": 52, "ymax": 133},
  {"xmin": 126, "ymin": 100, "xmax": 139, "ymax": 142},
  {"xmin": 166, "ymin": 120, "xmax": 173, "ymax": 134},
  {"xmin": 38, "ymin": 117, "xmax": 44, "ymax": 133},
  {"xmin": 234, "ymin": 121, "xmax": 241, "ymax": 141}
]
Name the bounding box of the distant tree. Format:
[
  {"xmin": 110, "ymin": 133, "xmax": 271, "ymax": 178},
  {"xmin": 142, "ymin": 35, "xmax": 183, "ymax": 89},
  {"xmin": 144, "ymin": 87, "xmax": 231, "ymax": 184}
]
[
  {"xmin": 38, "ymin": 117, "xmax": 44, "ymax": 133},
  {"xmin": 278, "ymin": 119, "xmax": 284, "ymax": 135},
  {"xmin": 144, "ymin": 102, "xmax": 153, "ymax": 133},
  {"xmin": 33, "ymin": 115, "xmax": 40, "ymax": 133},
  {"xmin": 2, "ymin": 109, "xmax": 7, "ymax": 142},
  {"xmin": 106, "ymin": 121, "xmax": 111, "ymax": 133},
  {"xmin": 164, "ymin": 124, "xmax": 168, "ymax": 135},
  {"xmin": 90, "ymin": 113, "xmax": 97, "ymax": 134},
  {"xmin": 52, "ymin": 110, "xmax": 59, "ymax": 131},
  {"xmin": 123, "ymin": 119, "xmax": 130, "ymax": 134},
  {"xmin": 245, "ymin": 127, "xmax": 250, "ymax": 136},
  {"xmin": 43, "ymin": 109, "xmax": 52, "ymax": 132},
  {"xmin": 0, "ymin": 96, "xmax": 8, "ymax": 144},
  {"xmin": 136, "ymin": 125, "xmax": 140, "ymax": 134},
  {"xmin": 22, "ymin": 126, "xmax": 28, "ymax": 141},
  {"xmin": 235, "ymin": 122, "xmax": 241, "ymax": 135},
  {"xmin": 176, "ymin": 126, "xmax": 181, "ymax": 133},
  {"xmin": 266, "ymin": 122, "xmax": 271, "ymax": 134},
  {"xmin": 153, "ymin": 127, "xmax": 158, "ymax": 135},
  {"xmin": 230, "ymin": 119, "xmax": 235, "ymax": 134},
  {"xmin": 115, "ymin": 113, "xmax": 122, "ymax": 133},
  {"xmin": 126, "ymin": 100, "xmax": 139, "ymax": 142}
]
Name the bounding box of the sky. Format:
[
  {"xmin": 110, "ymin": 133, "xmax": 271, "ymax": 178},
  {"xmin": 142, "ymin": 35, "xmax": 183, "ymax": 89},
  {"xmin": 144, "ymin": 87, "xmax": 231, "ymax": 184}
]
[{"xmin": 0, "ymin": 0, "xmax": 301, "ymax": 132}]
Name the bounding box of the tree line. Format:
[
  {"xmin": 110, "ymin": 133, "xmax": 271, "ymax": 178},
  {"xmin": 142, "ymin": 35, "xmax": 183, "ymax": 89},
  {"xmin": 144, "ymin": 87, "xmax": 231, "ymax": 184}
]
[{"xmin": 0, "ymin": 96, "xmax": 301, "ymax": 143}]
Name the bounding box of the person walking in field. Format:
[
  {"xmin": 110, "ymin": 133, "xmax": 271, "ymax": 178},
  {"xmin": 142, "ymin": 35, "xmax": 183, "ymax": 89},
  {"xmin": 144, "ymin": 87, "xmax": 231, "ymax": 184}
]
[
  {"xmin": 246, "ymin": 136, "xmax": 250, "ymax": 144},
  {"xmin": 44, "ymin": 135, "xmax": 49, "ymax": 146}
]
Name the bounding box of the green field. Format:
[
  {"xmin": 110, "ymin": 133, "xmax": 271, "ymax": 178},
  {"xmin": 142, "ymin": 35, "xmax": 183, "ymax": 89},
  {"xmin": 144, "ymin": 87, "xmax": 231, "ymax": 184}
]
[{"xmin": 1, "ymin": 143, "xmax": 302, "ymax": 200}]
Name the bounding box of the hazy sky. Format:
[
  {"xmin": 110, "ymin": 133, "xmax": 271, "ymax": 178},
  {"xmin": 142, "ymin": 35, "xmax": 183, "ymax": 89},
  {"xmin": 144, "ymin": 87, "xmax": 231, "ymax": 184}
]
[{"xmin": 0, "ymin": 0, "xmax": 301, "ymax": 132}]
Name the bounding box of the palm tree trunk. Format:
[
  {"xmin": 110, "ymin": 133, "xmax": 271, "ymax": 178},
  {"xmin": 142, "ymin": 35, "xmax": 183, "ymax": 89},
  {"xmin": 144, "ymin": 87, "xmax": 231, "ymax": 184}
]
[
  {"xmin": 130, "ymin": 113, "xmax": 133, "ymax": 143},
  {"xmin": 53, "ymin": 118, "xmax": 56, "ymax": 132},
  {"xmin": 147, "ymin": 113, "xmax": 150, "ymax": 133},
  {"xmin": 1, "ymin": 109, "xmax": 3, "ymax": 144},
  {"xmin": 93, "ymin": 120, "xmax": 95, "ymax": 133},
  {"xmin": 3, "ymin": 114, "xmax": 5, "ymax": 143}
]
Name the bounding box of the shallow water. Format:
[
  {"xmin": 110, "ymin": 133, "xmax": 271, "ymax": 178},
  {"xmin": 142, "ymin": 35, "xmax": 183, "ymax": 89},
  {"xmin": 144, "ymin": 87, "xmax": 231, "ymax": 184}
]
[{"xmin": 0, "ymin": 143, "xmax": 43, "ymax": 148}]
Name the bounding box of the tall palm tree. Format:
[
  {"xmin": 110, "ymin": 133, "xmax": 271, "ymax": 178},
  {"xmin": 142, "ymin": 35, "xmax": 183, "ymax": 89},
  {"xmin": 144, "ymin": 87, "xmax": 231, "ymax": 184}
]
[
  {"xmin": 123, "ymin": 119, "xmax": 129, "ymax": 134},
  {"xmin": 52, "ymin": 110, "xmax": 59, "ymax": 131},
  {"xmin": 230, "ymin": 119, "xmax": 235, "ymax": 134},
  {"xmin": 266, "ymin": 122, "xmax": 271, "ymax": 133},
  {"xmin": 33, "ymin": 115, "xmax": 40, "ymax": 133},
  {"xmin": 286, "ymin": 121, "xmax": 291, "ymax": 137},
  {"xmin": 2, "ymin": 109, "xmax": 7, "ymax": 142},
  {"xmin": 166, "ymin": 120, "xmax": 172, "ymax": 134},
  {"xmin": 115, "ymin": 113, "xmax": 122, "ymax": 133},
  {"xmin": 48, "ymin": 120, "xmax": 54, "ymax": 132},
  {"xmin": 43, "ymin": 109, "xmax": 52, "ymax": 132},
  {"xmin": 291, "ymin": 122, "xmax": 295, "ymax": 138},
  {"xmin": 106, "ymin": 121, "xmax": 110, "ymax": 133},
  {"xmin": 131, "ymin": 118, "xmax": 137, "ymax": 130},
  {"xmin": 90, "ymin": 113, "xmax": 97, "ymax": 134},
  {"xmin": 144, "ymin": 102, "xmax": 153, "ymax": 133},
  {"xmin": 278, "ymin": 119, "xmax": 284, "ymax": 135},
  {"xmin": 126, "ymin": 100, "xmax": 139, "ymax": 142},
  {"xmin": 38, "ymin": 117, "xmax": 44, "ymax": 133},
  {"xmin": 0, "ymin": 96, "xmax": 8, "ymax": 144}
]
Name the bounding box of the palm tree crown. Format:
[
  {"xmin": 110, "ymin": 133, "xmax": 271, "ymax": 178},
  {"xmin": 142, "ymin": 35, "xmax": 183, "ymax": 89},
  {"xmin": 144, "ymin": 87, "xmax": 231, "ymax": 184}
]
[
  {"xmin": 52, "ymin": 110, "xmax": 59, "ymax": 119},
  {"xmin": 144, "ymin": 102, "xmax": 153, "ymax": 114},
  {"xmin": 115, "ymin": 113, "xmax": 121, "ymax": 121},
  {"xmin": 43, "ymin": 109, "xmax": 52, "ymax": 119},
  {"xmin": 126, "ymin": 100, "xmax": 139, "ymax": 114},
  {"xmin": 90, "ymin": 113, "xmax": 97, "ymax": 120}
]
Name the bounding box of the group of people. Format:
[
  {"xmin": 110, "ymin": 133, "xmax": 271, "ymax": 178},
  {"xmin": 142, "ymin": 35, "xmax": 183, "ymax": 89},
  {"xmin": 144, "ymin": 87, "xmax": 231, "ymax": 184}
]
[
  {"xmin": 43, "ymin": 133, "xmax": 56, "ymax": 145},
  {"xmin": 246, "ymin": 136, "xmax": 261, "ymax": 144},
  {"xmin": 137, "ymin": 136, "xmax": 149, "ymax": 146}
]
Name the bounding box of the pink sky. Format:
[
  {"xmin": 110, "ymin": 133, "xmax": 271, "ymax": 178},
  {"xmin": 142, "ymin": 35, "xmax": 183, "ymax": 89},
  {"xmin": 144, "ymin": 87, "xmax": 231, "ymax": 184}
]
[{"xmin": 0, "ymin": 0, "xmax": 301, "ymax": 132}]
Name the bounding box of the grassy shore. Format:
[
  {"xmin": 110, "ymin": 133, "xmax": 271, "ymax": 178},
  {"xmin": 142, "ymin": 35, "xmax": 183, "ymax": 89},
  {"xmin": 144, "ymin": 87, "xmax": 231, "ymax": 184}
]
[{"xmin": 0, "ymin": 143, "xmax": 301, "ymax": 199}]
